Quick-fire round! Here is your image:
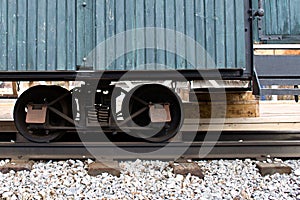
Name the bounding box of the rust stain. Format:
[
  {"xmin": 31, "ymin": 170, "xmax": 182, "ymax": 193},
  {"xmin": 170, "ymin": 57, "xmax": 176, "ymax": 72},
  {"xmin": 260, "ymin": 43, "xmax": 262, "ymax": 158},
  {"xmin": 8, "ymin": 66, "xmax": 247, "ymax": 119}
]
[
  {"xmin": 275, "ymin": 50, "xmax": 300, "ymax": 55},
  {"xmin": 255, "ymin": 49, "xmax": 300, "ymax": 56}
]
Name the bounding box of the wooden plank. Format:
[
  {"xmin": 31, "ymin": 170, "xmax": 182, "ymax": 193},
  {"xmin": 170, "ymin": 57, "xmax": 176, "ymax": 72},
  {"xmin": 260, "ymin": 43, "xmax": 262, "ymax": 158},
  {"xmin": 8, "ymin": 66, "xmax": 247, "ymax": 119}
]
[
  {"xmin": 175, "ymin": 0, "xmax": 186, "ymax": 69},
  {"xmin": 269, "ymin": 0, "xmax": 278, "ymax": 35},
  {"xmin": 254, "ymin": 49, "xmax": 275, "ymax": 56},
  {"xmin": 145, "ymin": 0, "xmax": 155, "ymax": 70},
  {"xmin": 27, "ymin": 0, "xmax": 37, "ymax": 71},
  {"xmin": 263, "ymin": 0, "xmax": 271, "ymax": 35},
  {"xmin": 84, "ymin": 0, "xmax": 95, "ymax": 68},
  {"xmin": 275, "ymin": 50, "xmax": 300, "ymax": 55},
  {"xmin": 253, "ymin": 44, "xmax": 300, "ymax": 49},
  {"xmin": 46, "ymin": 0, "xmax": 57, "ymax": 71},
  {"xmin": 165, "ymin": 0, "xmax": 175, "ymax": 70},
  {"xmin": 37, "ymin": 0, "xmax": 47, "ymax": 71},
  {"xmin": 205, "ymin": 0, "xmax": 216, "ymax": 69},
  {"xmin": 257, "ymin": 162, "xmax": 292, "ymax": 176},
  {"xmin": 125, "ymin": 0, "xmax": 135, "ymax": 70},
  {"xmin": 115, "ymin": 0, "xmax": 125, "ymax": 70},
  {"xmin": 225, "ymin": 0, "xmax": 235, "ymax": 68},
  {"xmin": 57, "ymin": 0, "xmax": 67, "ymax": 70},
  {"xmin": 95, "ymin": 0, "xmax": 106, "ymax": 70},
  {"xmin": 195, "ymin": 0, "xmax": 206, "ymax": 69},
  {"xmin": 235, "ymin": 0, "xmax": 246, "ymax": 68},
  {"xmin": 106, "ymin": 0, "xmax": 116, "ymax": 70},
  {"xmin": 289, "ymin": 0, "xmax": 300, "ymax": 34},
  {"xmin": 7, "ymin": 0, "xmax": 17, "ymax": 71},
  {"xmin": 17, "ymin": 0, "xmax": 27, "ymax": 71},
  {"xmin": 76, "ymin": 0, "xmax": 85, "ymax": 66},
  {"xmin": 215, "ymin": 0, "xmax": 225, "ymax": 69},
  {"xmin": 185, "ymin": 0, "xmax": 196, "ymax": 69},
  {"xmin": 0, "ymin": 0, "xmax": 8, "ymax": 71},
  {"xmin": 66, "ymin": 0, "xmax": 76, "ymax": 71},
  {"xmin": 155, "ymin": 0, "xmax": 166, "ymax": 70},
  {"xmin": 277, "ymin": 0, "xmax": 290, "ymax": 35}
]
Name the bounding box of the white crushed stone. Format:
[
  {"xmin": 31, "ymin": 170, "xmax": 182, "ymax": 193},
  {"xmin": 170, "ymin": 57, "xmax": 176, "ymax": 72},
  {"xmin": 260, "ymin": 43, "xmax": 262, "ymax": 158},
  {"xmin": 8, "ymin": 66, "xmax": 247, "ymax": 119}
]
[{"xmin": 0, "ymin": 159, "xmax": 298, "ymax": 199}]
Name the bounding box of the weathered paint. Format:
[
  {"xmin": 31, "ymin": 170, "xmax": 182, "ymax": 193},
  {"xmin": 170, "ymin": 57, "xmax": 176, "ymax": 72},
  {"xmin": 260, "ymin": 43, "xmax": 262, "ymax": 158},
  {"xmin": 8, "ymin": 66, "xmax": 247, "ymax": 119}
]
[
  {"xmin": 0, "ymin": 0, "xmax": 247, "ymax": 71},
  {"xmin": 253, "ymin": 0, "xmax": 300, "ymax": 43}
]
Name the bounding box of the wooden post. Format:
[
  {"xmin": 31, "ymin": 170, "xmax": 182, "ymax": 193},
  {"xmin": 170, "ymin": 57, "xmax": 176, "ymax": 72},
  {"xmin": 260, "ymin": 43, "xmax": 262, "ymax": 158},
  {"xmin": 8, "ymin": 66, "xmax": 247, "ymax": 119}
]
[{"xmin": 12, "ymin": 82, "xmax": 18, "ymax": 97}]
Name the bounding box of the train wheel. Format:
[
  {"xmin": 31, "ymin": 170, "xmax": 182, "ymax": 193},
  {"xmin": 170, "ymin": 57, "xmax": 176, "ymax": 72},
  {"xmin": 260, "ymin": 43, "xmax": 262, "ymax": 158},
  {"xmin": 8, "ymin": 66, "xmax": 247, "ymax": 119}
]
[
  {"xmin": 121, "ymin": 84, "xmax": 183, "ymax": 142},
  {"xmin": 13, "ymin": 85, "xmax": 72, "ymax": 143}
]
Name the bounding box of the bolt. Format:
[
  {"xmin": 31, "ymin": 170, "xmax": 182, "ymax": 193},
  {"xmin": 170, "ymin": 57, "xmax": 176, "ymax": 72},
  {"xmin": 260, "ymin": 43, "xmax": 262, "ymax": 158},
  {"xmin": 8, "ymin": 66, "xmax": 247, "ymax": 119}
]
[{"xmin": 82, "ymin": 2, "xmax": 87, "ymax": 7}]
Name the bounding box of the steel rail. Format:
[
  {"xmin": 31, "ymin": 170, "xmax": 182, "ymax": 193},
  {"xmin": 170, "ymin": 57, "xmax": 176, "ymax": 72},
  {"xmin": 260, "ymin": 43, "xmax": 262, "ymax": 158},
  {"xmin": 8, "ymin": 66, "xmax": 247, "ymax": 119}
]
[
  {"xmin": 0, "ymin": 140, "xmax": 299, "ymax": 160},
  {"xmin": 0, "ymin": 121, "xmax": 300, "ymax": 160}
]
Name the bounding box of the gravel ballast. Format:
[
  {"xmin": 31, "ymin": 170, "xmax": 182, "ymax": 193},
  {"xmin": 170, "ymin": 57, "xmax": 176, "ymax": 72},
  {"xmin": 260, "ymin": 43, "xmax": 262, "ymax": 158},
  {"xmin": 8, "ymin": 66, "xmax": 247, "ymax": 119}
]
[{"xmin": 0, "ymin": 159, "xmax": 299, "ymax": 200}]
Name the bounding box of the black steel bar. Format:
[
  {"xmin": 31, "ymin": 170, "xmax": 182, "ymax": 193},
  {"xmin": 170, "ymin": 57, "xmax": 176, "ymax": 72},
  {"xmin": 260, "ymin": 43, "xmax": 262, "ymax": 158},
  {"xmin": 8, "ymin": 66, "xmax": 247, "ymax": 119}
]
[
  {"xmin": 0, "ymin": 69, "xmax": 247, "ymax": 82},
  {"xmin": 244, "ymin": 0, "xmax": 254, "ymax": 78},
  {"xmin": 0, "ymin": 141, "xmax": 300, "ymax": 160},
  {"xmin": 48, "ymin": 107, "xmax": 78, "ymax": 126},
  {"xmin": 261, "ymin": 89, "xmax": 300, "ymax": 96},
  {"xmin": 255, "ymin": 55, "xmax": 300, "ymax": 77},
  {"xmin": 48, "ymin": 92, "xmax": 70, "ymax": 106}
]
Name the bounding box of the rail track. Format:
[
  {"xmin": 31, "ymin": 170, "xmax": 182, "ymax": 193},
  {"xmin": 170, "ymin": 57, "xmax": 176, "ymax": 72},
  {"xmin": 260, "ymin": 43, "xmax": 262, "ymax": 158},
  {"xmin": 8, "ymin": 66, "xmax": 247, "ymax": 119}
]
[{"xmin": 0, "ymin": 121, "xmax": 300, "ymax": 160}]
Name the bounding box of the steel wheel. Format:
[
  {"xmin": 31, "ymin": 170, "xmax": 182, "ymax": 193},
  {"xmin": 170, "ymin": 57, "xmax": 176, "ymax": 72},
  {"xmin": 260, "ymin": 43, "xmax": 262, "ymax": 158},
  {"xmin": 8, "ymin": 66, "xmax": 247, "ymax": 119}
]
[
  {"xmin": 13, "ymin": 85, "xmax": 72, "ymax": 143},
  {"xmin": 121, "ymin": 84, "xmax": 183, "ymax": 142}
]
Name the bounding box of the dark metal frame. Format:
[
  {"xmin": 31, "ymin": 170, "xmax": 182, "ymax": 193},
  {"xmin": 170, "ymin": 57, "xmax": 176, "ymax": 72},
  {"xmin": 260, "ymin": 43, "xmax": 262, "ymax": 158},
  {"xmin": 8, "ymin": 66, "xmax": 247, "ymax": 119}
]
[
  {"xmin": 254, "ymin": 55, "xmax": 300, "ymax": 95},
  {"xmin": 0, "ymin": 69, "xmax": 249, "ymax": 82}
]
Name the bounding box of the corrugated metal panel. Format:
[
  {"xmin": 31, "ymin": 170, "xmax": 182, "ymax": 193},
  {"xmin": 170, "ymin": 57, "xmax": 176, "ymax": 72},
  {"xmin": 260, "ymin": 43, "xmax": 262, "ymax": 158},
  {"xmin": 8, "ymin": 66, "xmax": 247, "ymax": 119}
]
[
  {"xmin": 253, "ymin": 0, "xmax": 300, "ymax": 43},
  {"xmin": 0, "ymin": 0, "xmax": 247, "ymax": 71}
]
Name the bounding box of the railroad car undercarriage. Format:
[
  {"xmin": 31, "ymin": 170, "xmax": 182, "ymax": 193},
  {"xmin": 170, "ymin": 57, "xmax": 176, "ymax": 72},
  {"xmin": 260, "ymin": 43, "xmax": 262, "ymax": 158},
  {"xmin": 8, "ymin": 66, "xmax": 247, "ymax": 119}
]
[
  {"xmin": 10, "ymin": 69, "xmax": 251, "ymax": 143},
  {"xmin": 13, "ymin": 80, "xmax": 184, "ymax": 143}
]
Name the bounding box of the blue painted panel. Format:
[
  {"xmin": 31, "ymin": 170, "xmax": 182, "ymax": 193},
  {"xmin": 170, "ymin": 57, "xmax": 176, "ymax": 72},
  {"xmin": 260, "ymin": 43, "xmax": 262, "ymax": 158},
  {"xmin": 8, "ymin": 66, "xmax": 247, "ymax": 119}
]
[
  {"xmin": 17, "ymin": 0, "xmax": 27, "ymax": 71},
  {"xmin": 46, "ymin": 0, "xmax": 57, "ymax": 71},
  {"xmin": 27, "ymin": 0, "xmax": 37, "ymax": 71},
  {"xmin": 37, "ymin": 0, "xmax": 47, "ymax": 71},
  {"xmin": 1, "ymin": 0, "xmax": 247, "ymax": 71},
  {"xmin": 7, "ymin": 0, "xmax": 17, "ymax": 71},
  {"xmin": 165, "ymin": 0, "xmax": 176, "ymax": 70},
  {"xmin": 125, "ymin": 0, "xmax": 136, "ymax": 70},
  {"xmin": 0, "ymin": 0, "xmax": 8, "ymax": 71},
  {"xmin": 254, "ymin": 0, "xmax": 300, "ymax": 43}
]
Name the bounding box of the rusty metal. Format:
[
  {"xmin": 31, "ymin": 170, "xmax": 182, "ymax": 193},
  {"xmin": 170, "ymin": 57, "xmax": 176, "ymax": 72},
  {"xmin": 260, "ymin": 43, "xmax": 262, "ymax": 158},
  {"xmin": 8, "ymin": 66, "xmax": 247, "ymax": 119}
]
[
  {"xmin": 149, "ymin": 104, "xmax": 171, "ymax": 123},
  {"xmin": 25, "ymin": 105, "xmax": 47, "ymax": 124}
]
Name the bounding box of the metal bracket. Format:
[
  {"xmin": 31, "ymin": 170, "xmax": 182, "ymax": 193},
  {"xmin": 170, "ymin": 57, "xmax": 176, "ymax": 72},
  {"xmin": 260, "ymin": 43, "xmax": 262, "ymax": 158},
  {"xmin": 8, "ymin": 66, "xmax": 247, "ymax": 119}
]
[
  {"xmin": 26, "ymin": 104, "xmax": 47, "ymax": 124},
  {"xmin": 149, "ymin": 104, "xmax": 171, "ymax": 123},
  {"xmin": 257, "ymin": 17, "xmax": 283, "ymax": 41},
  {"xmin": 252, "ymin": 68, "xmax": 261, "ymax": 96}
]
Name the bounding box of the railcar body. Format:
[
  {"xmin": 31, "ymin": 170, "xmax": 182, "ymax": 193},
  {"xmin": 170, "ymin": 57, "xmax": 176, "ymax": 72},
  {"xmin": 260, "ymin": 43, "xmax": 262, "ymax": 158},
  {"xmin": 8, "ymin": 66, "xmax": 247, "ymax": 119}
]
[
  {"xmin": 4, "ymin": 0, "xmax": 299, "ymax": 143},
  {"xmin": 0, "ymin": 0, "xmax": 252, "ymax": 78}
]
